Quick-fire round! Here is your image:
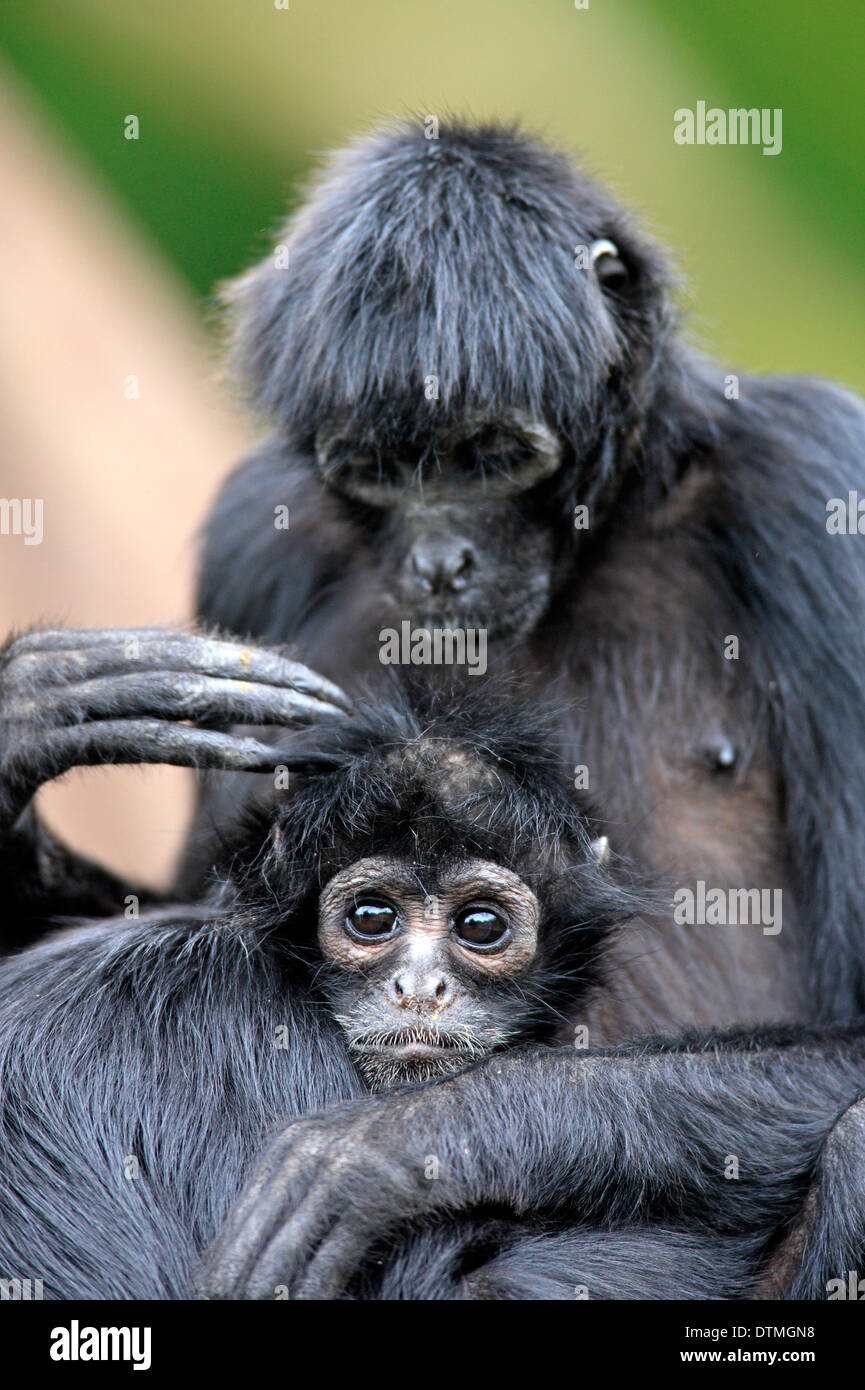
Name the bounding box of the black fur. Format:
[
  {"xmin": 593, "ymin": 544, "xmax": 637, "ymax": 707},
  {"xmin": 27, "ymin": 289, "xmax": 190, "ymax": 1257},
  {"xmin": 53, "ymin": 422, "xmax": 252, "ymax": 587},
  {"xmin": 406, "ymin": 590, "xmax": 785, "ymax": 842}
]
[
  {"xmin": 197, "ymin": 119, "xmax": 865, "ymax": 1024},
  {"xmin": 189, "ymin": 118, "xmax": 865, "ymax": 1298},
  {"xmin": 222, "ymin": 119, "xmax": 672, "ymax": 465},
  {"xmin": 1, "ymin": 663, "xmax": 863, "ymax": 1298},
  {"xmin": 7, "ymin": 674, "xmax": 855, "ymax": 1300},
  {"xmin": 5, "ymin": 118, "xmax": 865, "ymax": 1300},
  {"xmin": 198, "ymin": 122, "xmax": 865, "ymax": 1023},
  {"xmin": 0, "ymin": 680, "xmax": 643, "ymax": 1298}
]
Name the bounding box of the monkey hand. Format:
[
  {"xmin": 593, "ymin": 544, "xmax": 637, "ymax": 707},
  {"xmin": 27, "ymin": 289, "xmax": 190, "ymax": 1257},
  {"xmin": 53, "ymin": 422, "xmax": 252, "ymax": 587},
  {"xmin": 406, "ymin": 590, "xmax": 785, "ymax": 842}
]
[
  {"xmin": 194, "ymin": 1089, "xmax": 471, "ymax": 1301},
  {"xmin": 0, "ymin": 625, "xmax": 351, "ymax": 829}
]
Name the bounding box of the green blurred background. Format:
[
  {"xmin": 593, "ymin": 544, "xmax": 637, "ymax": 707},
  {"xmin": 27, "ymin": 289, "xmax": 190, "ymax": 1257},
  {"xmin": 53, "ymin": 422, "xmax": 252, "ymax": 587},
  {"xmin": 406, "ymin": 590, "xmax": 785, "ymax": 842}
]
[{"xmin": 1, "ymin": 0, "xmax": 863, "ymax": 390}]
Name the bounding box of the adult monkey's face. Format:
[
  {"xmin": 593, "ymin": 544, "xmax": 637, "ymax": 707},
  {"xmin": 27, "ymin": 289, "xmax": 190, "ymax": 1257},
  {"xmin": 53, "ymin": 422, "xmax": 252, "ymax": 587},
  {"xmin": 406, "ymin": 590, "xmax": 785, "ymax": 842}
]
[
  {"xmin": 226, "ymin": 120, "xmax": 674, "ymax": 637},
  {"xmin": 315, "ymin": 410, "xmax": 562, "ymax": 636}
]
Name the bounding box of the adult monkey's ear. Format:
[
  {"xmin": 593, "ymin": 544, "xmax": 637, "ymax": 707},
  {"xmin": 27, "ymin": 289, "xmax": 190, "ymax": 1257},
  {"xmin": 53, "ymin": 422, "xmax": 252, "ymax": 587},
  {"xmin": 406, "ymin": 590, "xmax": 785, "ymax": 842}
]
[{"xmin": 590, "ymin": 239, "xmax": 630, "ymax": 292}]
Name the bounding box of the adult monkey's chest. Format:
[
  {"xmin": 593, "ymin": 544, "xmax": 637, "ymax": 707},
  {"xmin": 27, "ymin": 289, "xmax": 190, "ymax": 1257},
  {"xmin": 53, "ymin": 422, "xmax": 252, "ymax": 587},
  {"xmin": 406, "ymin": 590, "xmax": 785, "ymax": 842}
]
[{"xmin": 527, "ymin": 517, "xmax": 806, "ymax": 1041}]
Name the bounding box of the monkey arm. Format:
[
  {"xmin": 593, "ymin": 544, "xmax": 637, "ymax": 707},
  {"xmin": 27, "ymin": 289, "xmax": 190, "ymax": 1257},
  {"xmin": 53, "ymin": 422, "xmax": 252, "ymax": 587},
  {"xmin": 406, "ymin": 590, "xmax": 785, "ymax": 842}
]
[
  {"xmin": 0, "ymin": 625, "xmax": 350, "ymax": 940},
  {"xmin": 758, "ymin": 1092, "xmax": 865, "ymax": 1299},
  {"xmin": 0, "ymin": 914, "xmax": 364, "ymax": 1298},
  {"xmin": 0, "ymin": 807, "xmax": 153, "ymax": 950},
  {"xmin": 194, "ymin": 1029, "xmax": 865, "ymax": 1299}
]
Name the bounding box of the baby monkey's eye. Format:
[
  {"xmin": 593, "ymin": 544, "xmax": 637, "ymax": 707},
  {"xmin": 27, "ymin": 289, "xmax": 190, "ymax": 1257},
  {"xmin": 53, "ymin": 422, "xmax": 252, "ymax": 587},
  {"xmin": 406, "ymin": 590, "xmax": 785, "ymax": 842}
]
[
  {"xmin": 346, "ymin": 900, "xmax": 399, "ymax": 940},
  {"xmin": 454, "ymin": 905, "xmax": 510, "ymax": 950}
]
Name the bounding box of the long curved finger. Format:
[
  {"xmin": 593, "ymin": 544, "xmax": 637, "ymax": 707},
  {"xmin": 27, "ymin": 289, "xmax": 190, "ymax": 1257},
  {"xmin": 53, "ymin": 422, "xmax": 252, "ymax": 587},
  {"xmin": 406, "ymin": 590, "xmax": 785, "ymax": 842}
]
[
  {"xmin": 11, "ymin": 672, "xmax": 348, "ymax": 727},
  {"xmin": 244, "ymin": 1187, "xmax": 352, "ymax": 1299},
  {"xmin": 196, "ymin": 1132, "xmax": 332, "ymax": 1297},
  {"xmin": 1, "ymin": 722, "xmax": 287, "ymax": 827},
  {"xmin": 294, "ymin": 1224, "xmax": 370, "ymax": 1300},
  {"xmin": 2, "ymin": 629, "xmax": 352, "ymax": 711}
]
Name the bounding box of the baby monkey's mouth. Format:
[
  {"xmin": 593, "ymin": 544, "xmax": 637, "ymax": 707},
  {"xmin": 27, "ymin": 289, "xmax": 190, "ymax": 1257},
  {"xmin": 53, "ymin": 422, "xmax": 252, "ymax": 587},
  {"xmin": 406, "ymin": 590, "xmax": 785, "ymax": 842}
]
[
  {"xmin": 343, "ymin": 1024, "xmax": 490, "ymax": 1091},
  {"xmin": 357, "ymin": 1025, "xmax": 480, "ymax": 1060}
]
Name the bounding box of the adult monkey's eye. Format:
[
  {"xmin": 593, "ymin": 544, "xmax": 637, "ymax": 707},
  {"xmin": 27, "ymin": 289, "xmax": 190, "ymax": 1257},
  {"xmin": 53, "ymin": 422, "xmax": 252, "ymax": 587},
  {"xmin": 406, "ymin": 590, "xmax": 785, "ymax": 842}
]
[
  {"xmin": 346, "ymin": 900, "xmax": 399, "ymax": 940},
  {"xmin": 590, "ymin": 238, "xmax": 629, "ymax": 289},
  {"xmin": 454, "ymin": 905, "xmax": 510, "ymax": 949}
]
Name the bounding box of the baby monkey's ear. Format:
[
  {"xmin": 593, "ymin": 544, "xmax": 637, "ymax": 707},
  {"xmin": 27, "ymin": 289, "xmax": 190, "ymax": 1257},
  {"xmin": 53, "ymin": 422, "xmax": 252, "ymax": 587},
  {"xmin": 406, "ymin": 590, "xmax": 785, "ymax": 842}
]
[{"xmin": 590, "ymin": 836, "xmax": 610, "ymax": 866}]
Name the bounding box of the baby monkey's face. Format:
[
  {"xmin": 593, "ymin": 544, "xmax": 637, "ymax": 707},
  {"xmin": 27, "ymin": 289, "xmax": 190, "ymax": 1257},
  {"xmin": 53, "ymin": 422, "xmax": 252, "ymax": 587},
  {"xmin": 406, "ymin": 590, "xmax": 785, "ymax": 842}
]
[{"xmin": 317, "ymin": 855, "xmax": 541, "ymax": 1090}]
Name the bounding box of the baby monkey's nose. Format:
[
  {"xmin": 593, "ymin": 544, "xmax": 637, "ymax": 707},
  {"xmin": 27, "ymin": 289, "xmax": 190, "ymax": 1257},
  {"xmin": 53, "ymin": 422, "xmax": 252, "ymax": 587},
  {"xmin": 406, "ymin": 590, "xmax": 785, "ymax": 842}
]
[{"xmin": 389, "ymin": 969, "xmax": 452, "ymax": 1008}]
